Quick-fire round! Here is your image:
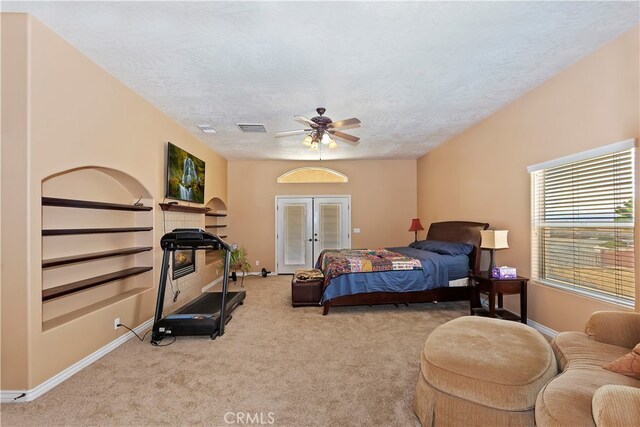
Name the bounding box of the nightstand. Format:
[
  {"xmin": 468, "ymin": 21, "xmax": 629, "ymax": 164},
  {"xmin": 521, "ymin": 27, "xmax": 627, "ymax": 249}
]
[{"xmin": 469, "ymin": 272, "xmax": 528, "ymax": 324}]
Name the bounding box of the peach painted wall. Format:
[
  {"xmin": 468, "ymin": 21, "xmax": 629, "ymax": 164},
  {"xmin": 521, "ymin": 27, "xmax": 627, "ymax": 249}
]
[
  {"xmin": 227, "ymin": 160, "xmax": 417, "ymax": 272},
  {"xmin": 417, "ymin": 27, "xmax": 639, "ymax": 332},
  {"xmin": 1, "ymin": 14, "xmax": 227, "ymax": 390}
]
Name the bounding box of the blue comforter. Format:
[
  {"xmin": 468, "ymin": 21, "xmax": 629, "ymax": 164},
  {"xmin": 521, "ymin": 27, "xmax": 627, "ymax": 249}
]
[{"xmin": 321, "ymin": 247, "xmax": 469, "ymax": 303}]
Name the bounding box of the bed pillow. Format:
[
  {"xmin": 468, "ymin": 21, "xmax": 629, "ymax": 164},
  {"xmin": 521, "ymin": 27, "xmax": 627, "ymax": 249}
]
[{"xmin": 409, "ymin": 239, "xmax": 474, "ymax": 256}]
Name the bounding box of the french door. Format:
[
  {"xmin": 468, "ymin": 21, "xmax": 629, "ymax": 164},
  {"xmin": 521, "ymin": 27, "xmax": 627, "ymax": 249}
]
[{"xmin": 276, "ymin": 196, "xmax": 350, "ymax": 274}]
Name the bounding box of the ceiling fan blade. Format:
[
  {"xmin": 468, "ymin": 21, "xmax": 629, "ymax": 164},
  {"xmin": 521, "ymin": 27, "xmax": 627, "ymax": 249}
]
[
  {"xmin": 294, "ymin": 116, "xmax": 318, "ymax": 127},
  {"xmin": 330, "ymin": 130, "xmax": 360, "ymax": 146},
  {"xmin": 275, "ymin": 129, "xmax": 310, "ymax": 137},
  {"xmin": 328, "ymin": 118, "xmax": 361, "ymax": 129}
]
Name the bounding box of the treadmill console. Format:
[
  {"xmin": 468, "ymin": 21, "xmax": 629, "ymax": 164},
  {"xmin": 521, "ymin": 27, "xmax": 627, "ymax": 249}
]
[{"xmin": 160, "ymin": 228, "xmax": 230, "ymax": 251}]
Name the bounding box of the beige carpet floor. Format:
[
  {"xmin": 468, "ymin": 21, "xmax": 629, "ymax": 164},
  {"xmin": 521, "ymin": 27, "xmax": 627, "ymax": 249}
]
[{"xmin": 1, "ymin": 275, "xmax": 468, "ymax": 426}]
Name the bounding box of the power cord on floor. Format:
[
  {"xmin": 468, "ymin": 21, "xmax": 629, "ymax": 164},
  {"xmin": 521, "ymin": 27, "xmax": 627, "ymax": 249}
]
[
  {"xmin": 117, "ymin": 323, "xmax": 151, "ymax": 342},
  {"xmin": 118, "ymin": 323, "xmax": 177, "ymax": 347},
  {"xmin": 151, "ymin": 335, "xmax": 177, "ymax": 347}
]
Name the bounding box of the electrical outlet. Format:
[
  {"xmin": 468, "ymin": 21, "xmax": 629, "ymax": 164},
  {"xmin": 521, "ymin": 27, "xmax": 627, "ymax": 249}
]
[
  {"xmin": 256, "ymin": 260, "xmax": 260, "ymax": 266},
  {"xmin": 114, "ymin": 317, "xmax": 120, "ymax": 330}
]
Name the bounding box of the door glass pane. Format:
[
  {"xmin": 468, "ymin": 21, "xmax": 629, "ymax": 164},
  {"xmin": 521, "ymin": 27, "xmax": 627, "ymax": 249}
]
[
  {"xmin": 284, "ymin": 204, "xmax": 306, "ymax": 264},
  {"xmin": 320, "ymin": 204, "xmax": 341, "ymax": 249}
]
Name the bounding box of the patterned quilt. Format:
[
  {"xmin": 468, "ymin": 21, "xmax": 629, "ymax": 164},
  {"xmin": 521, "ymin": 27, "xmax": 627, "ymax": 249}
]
[{"xmin": 315, "ymin": 249, "xmax": 423, "ymax": 287}]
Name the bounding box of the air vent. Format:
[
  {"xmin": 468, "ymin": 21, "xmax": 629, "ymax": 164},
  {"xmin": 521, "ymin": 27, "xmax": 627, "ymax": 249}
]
[
  {"xmin": 197, "ymin": 124, "xmax": 216, "ymax": 134},
  {"xmin": 236, "ymin": 123, "xmax": 267, "ymax": 133}
]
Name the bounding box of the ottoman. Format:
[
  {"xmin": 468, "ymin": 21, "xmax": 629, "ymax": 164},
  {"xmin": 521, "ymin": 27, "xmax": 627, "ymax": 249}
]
[
  {"xmin": 291, "ymin": 269, "xmax": 324, "ymax": 307},
  {"xmin": 412, "ymin": 316, "xmax": 557, "ymax": 427}
]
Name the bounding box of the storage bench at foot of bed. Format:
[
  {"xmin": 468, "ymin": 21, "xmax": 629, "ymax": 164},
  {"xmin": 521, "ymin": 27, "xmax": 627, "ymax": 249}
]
[{"xmin": 291, "ymin": 270, "xmax": 324, "ymax": 307}]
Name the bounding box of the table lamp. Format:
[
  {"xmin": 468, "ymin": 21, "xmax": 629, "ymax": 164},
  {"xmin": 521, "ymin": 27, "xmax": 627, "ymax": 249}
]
[
  {"xmin": 480, "ymin": 230, "xmax": 509, "ymax": 274},
  {"xmin": 409, "ymin": 218, "xmax": 424, "ymax": 242}
]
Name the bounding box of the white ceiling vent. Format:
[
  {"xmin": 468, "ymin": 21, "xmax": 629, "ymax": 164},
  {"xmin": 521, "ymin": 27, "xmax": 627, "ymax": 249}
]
[
  {"xmin": 197, "ymin": 124, "xmax": 217, "ymax": 134},
  {"xmin": 236, "ymin": 123, "xmax": 267, "ymax": 133}
]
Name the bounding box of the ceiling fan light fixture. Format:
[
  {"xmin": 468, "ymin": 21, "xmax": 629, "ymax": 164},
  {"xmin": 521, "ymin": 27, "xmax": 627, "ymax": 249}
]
[
  {"xmin": 328, "ymin": 140, "xmax": 338, "ymax": 149},
  {"xmin": 310, "ymin": 141, "xmax": 319, "ymax": 150},
  {"xmin": 321, "ymin": 133, "xmax": 333, "ymax": 145},
  {"xmin": 302, "ymin": 135, "xmax": 313, "ymax": 146}
]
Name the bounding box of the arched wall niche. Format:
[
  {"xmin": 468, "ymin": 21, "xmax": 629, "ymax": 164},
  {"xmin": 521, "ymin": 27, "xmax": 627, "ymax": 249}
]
[
  {"xmin": 277, "ymin": 167, "xmax": 348, "ymax": 184},
  {"xmin": 204, "ymin": 197, "xmax": 228, "ymax": 266},
  {"xmin": 40, "ymin": 166, "xmax": 154, "ymax": 329},
  {"xmin": 206, "ymin": 197, "xmax": 227, "ymax": 212},
  {"xmin": 42, "ymin": 166, "xmax": 152, "ymax": 200}
]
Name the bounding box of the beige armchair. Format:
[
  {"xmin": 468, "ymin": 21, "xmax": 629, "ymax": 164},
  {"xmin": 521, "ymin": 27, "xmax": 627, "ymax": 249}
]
[{"xmin": 535, "ymin": 311, "xmax": 640, "ymax": 427}]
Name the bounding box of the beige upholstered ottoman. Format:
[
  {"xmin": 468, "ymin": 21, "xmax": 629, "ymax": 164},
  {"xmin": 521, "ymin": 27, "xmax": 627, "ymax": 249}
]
[{"xmin": 412, "ymin": 316, "xmax": 557, "ymax": 427}]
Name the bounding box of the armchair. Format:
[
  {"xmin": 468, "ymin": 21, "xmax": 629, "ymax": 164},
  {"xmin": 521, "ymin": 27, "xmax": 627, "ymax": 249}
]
[{"xmin": 535, "ymin": 311, "xmax": 640, "ymax": 427}]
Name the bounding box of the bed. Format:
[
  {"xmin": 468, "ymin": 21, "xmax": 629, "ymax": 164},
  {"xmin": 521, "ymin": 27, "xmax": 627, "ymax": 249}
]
[{"xmin": 316, "ymin": 221, "xmax": 489, "ymax": 315}]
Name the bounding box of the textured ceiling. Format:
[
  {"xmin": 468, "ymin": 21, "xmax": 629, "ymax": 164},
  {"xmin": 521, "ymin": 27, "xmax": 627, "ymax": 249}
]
[{"xmin": 4, "ymin": 1, "xmax": 639, "ymax": 161}]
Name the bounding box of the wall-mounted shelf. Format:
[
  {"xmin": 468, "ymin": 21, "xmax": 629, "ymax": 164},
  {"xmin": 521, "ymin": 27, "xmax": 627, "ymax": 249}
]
[
  {"xmin": 42, "ymin": 266, "xmax": 153, "ymax": 301},
  {"xmin": 43, "ymin": 197, "xmax": 152, "ymax": 211},
  {"xmin": 41, "ymin": 171, "xmax": 155, "ymax": 330},
  {"xmin": 159, "ymin": 203, "xmax": 210, "ymax": 214},
  {"xmin": 205, "ymin": 213, "xmax": 227, "ymax": 217},
  {"xmin": 205, "ymin": 225, "xmax": 227, "ymax": 229},
  {"xmin": 43, "ymin": 227, "xmax": 152, "ymax": 236},
  {"xmin": 43, "ymin": 246, "xmax": 153, "ymax": 268}
]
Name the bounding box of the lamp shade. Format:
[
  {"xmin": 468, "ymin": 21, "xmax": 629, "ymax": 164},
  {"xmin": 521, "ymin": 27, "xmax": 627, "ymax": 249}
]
[
  {"xmin": 480, "ymin": 230, "xmax": 509, "ymax": 249},
  {"xmin": 408, "ymin": 218, "xmax": 425, "ymax": 232}
]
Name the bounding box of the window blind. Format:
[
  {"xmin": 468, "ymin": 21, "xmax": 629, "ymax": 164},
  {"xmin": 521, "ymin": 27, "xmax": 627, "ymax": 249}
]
[
  {"xmin": 284, "ymin": 204, "xmax": 306, "ymax": 265},
  {"xmin": 531, "ymin": 146, "xmax": 635, "ymax": 306}
]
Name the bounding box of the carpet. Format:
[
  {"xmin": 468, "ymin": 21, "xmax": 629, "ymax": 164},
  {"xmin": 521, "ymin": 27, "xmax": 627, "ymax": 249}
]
[{"xmin": 1, "ymin": 275, "xmax": 467, "ymax": 426}]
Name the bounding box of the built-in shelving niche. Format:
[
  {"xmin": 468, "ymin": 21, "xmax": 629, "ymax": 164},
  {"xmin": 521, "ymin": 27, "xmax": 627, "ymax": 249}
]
[
  {"xmin": 204, "ymin": 197, "xmax": 228, "ymax": 266},
  {"xmin": 41, "ymin": 168, "xmax": 154, "ymax": 331}
]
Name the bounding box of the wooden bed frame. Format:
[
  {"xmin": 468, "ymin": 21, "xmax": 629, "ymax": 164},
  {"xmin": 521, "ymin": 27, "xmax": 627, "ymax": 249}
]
[{"xmin": 322, "ymin": 221, "xmax": 490, "ymax": 315}]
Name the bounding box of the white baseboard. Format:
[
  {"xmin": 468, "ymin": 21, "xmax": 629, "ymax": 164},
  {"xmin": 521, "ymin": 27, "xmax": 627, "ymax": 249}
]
[
  {"xmin": 1, "ymin": 318, "xmax": 154, "ymax": 403},
  {"xmin": 201, "ymin": 276, "xmax": 223, "ymax": 292},
  {"xmin": 528, "ymin": 319, "xmax": 558, "ymax": 338},
  {"xmin": 201, "ymin": 271, "xmax": 273, "ymax": 292}
]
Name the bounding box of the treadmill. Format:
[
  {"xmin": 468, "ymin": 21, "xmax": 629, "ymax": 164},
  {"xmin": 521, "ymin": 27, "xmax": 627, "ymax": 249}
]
[{"xmin": 151, "ymin": 229, "xmax": 246, "ymax": 345}]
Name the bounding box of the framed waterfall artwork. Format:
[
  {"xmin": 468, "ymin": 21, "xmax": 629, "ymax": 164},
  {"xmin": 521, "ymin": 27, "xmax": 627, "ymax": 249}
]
[{"xmin": 166, "ymin": 142, "xmax": 206, "ymax": 204}]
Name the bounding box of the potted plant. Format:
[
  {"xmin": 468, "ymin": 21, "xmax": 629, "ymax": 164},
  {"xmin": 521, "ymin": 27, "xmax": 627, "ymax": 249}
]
[{"xmin": 224, "ymin": 246, "xmax": 251, "ymax": 285}]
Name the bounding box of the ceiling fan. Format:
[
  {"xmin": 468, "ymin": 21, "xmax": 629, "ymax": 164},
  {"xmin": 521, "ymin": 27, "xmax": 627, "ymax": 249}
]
[{"xmin": 275, "ymin": 108, "xmax": 361, "ymax": 149}]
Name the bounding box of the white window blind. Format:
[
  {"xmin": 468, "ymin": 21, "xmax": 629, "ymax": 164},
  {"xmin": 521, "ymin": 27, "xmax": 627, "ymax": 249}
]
[
  {"xmin": 284, "ymin": 204, "xmax": 306, "ymax": 265},
  {"xmin": 320, "ymin": 204, "xmax": 341, "ymax": 249},
  {"xmin": 530, "ymin": 143, "xmax": 635, "ymax": 307}
]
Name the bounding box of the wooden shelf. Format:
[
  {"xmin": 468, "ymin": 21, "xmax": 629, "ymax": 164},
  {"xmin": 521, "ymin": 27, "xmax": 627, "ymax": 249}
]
[
  {"xmin": 43, "ymin": 288, "xmax": 149, "ymax": 331},
  {"xmin": 42, "ymin": 267, "xmax": 153, "ymax": 301},
  {"xmin": 205, "ymin": 213, "xmax": 227, "ymax": 217},
  {"xmin": 43, "ymin": 246, "xmax": 153, "ymax": 268},
  {"xmin": 205, "ymin": 225, "xmax": 227, "ymax": 229},
  {"xmin": 159, "ymin": 203, "xmax": 210, "ymax": 214},
  {"xmin": 43, "ymin": 197, "xmax": 152, "ymax": 211},
  {"xmin": 43, "ymin": 227, "xmax": 152, "ymax": 236}
]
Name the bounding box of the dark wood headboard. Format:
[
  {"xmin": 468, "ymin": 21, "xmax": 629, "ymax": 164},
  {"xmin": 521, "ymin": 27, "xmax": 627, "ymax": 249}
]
[{"xmin": 426, "ymin": 221, "xmax": 490, "ymax": 275}]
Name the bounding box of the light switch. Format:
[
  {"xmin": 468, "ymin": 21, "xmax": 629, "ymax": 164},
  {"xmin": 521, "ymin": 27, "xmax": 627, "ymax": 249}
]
[{"xmin": 353, "ymin": 228, "xmax": 361, "ymax": 234}]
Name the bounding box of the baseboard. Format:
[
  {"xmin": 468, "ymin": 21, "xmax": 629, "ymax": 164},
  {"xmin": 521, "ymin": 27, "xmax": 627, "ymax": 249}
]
[
  {"xmin": 201, "ymin": 275, "xmax": 223, "ymax": 292},
  {"xmin": 1, "ymin": 317, "xmax": 154, "ymax": 403},
  {"xmin": 201, "ymin": 271, "xmax": 273, "ymax": 292},
  {"xmin": 528, "ymin": 319, "xmax": 558, "ymax": 338}
]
